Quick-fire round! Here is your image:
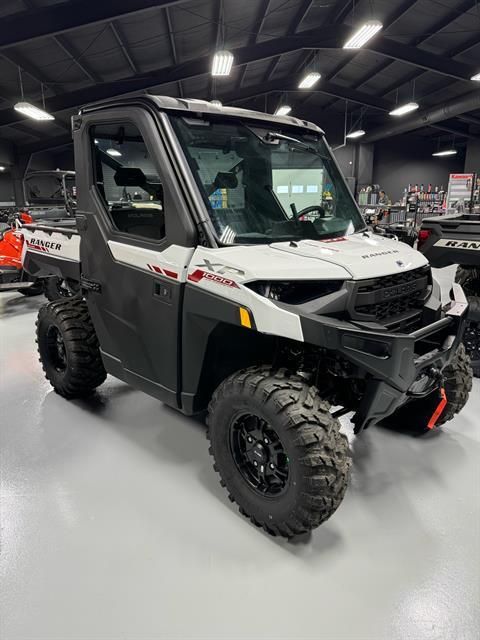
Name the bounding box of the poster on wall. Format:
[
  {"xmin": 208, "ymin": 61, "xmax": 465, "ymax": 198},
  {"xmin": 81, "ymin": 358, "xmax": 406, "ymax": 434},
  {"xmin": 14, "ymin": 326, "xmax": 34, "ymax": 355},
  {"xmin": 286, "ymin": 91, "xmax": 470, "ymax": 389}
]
[{"xmin": 446, "ymin": 173, "xmax": 475, "ymax": 211}]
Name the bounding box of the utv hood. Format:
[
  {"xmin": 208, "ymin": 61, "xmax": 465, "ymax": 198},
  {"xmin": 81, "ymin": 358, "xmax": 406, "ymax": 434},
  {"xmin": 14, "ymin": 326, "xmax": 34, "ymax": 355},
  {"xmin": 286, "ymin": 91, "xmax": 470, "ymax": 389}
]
[{"xmin": 270, "ymin": 233, "xmax": 428, "ymax": 279}]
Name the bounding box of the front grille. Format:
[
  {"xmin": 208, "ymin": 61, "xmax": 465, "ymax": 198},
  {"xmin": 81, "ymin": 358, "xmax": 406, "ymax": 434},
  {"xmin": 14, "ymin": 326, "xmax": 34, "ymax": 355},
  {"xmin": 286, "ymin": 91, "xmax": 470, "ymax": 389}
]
[{"xmin": 349, "ymin": 265, "xmax": 431, "ymax": 330}]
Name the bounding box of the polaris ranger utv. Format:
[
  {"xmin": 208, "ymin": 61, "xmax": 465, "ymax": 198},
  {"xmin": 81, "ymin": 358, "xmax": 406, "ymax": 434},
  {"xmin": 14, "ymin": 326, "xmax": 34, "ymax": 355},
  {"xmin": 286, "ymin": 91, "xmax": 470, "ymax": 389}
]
[
  {"xmin": 23, "ymin": 96, "xmax": 472, "ymax": 537},
  {"xmin": 419, "ymin": 213, "xmax": 480, "ymax": 376}
]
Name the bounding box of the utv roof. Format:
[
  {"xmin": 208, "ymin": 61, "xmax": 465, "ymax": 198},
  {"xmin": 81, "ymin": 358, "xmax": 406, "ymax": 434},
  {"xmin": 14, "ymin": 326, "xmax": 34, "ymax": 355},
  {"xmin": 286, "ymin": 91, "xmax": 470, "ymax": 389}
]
[{"xmin": 79, "ymin": 94, "xmax": 325, "ymax": 136}]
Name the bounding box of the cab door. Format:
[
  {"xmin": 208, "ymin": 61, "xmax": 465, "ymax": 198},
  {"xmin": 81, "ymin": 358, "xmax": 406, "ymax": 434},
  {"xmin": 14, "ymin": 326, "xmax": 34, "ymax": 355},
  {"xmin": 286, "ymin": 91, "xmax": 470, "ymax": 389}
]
[{"xmin": 73, "ymin": 106, "xmax": 196, "ymax": 407}]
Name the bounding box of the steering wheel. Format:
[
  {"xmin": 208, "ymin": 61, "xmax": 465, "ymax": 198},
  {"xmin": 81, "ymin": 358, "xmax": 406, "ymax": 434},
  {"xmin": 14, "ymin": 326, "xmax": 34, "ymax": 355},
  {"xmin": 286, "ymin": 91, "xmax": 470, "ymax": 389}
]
[{"xmin": 291, "ymin": 204, "xmax": 327, "ymax": 220}]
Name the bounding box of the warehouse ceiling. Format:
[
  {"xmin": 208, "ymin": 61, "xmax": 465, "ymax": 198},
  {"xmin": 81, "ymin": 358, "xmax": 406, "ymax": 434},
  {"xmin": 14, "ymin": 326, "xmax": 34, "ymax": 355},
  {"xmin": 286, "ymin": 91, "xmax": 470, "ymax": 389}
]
[{"xmin": 0, "ymin": 0, "xmax": 479, "ymax": 156}]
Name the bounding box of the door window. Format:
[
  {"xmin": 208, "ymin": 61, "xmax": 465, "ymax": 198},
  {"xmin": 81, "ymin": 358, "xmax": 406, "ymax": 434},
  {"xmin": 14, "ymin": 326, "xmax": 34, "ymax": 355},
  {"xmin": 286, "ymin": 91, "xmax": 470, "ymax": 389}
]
[{"xmin": 91, "ymin": 122, "xmax": 165, "ymax": 241}]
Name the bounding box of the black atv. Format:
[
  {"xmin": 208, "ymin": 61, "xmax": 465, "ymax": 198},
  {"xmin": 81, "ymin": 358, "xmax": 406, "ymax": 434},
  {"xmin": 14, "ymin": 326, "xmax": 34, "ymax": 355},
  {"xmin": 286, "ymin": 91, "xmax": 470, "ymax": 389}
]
[{"xmin": 419, "ymin": 213, "xmax": 480, "ymax": 376}]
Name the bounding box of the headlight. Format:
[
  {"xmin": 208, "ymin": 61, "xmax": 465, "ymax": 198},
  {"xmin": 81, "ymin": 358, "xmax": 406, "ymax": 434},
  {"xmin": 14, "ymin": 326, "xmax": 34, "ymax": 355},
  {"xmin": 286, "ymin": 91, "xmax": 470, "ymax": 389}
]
[{"xmin": 244, "ymin": 280, "xmax": 344, "ymax": 304}]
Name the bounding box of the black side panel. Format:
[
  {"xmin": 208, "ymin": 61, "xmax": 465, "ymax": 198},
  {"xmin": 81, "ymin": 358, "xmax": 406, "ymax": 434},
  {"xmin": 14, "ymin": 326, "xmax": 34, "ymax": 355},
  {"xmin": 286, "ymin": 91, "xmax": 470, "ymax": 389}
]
[
  {"xmin": 23, "ymin": 252, "xmax": 80, "ymax": 280},
  {"xmin": 78, "ymin": 210, "xmax": 182, "ymax": 403},
  {"xmin": 181, "ymin": 284, "xmax": 274, "ymax": 415}
]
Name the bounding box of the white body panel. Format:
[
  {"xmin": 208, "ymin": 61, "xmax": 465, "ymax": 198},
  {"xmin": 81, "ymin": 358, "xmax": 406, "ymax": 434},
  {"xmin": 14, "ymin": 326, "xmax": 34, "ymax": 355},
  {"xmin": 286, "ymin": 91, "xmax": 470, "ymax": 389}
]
[
  {"xmin": 107, "ymin": 241, "xmax": 195, "ymax": 281},
  {"xmin": 270, "ymin": 234, "xmax": 427, "ymax": 279},
  {"xmin": 22, "ymin": 227, "xmax": 81, "ymax": 262}
]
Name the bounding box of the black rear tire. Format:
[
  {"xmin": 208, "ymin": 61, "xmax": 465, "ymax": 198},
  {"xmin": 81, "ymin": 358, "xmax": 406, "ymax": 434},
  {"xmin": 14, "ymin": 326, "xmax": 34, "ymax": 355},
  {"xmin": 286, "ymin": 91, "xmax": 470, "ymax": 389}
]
[
  {"xmin": 464, "ymin": 296, "xmax": 480, "ymax": 377},
  {"xmin": 44, "ymin": 276, "xmax": 81, "ymax": 302},
  {"xmin": 36, "ymin": 298, "xmax": 106, "ymax": 398},
  {"xmin": 207, "ymin": 367, "xmax": 351, "ymax": 538},
  {"xmin": 382, "ymin": 344, "xmax": 472, "ymax": 434}
]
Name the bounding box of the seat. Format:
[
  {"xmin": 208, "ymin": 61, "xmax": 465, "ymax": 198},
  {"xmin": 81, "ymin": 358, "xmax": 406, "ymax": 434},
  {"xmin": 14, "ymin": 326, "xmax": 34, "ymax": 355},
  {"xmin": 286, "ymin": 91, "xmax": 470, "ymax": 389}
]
[{"xmin": 110, "ymin": 206, "xmax": 165, "ymax": 240}]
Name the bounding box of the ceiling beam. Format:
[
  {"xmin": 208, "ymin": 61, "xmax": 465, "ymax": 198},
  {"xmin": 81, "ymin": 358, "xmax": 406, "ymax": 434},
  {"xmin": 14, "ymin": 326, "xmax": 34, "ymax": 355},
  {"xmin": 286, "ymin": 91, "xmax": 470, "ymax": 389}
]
[
  {"xmin": 363, "ymin": 90, "xmax": 480, "ymax": 142},
  {"xmin": 0, "ymin": 21, "xmax": 476, "ymax": 130},
  {"xmin": 0, "ymin": 0, "xmax": 190, "ymax": 49},
  {"xmin": 325, "ymin": 0, "xmax": 421, "ymax": 88},
  {"xmin": 0, "ymin": 23, "xmax": 342, "ymax": 128},
  {"xmin": 236, "ymin": 0, "xmax": 272, "ymax": 90},
  {"xmin": 263, "ymin": 0, "xmax": 315, "ymax": 82},
  {"xmin": 52, "ymin": 34, "xmax": 101, "ymax": 83},
  {"xmin": 325, "ymin": 0, "xmax": 479, "ymax": 112},
  {"xmin": 223, "ymin": 76, "xmax": 394, "ymax": 112},
  {"xmin": 109, "ymin": 22, "xmax": 138, "ymax": 75}
]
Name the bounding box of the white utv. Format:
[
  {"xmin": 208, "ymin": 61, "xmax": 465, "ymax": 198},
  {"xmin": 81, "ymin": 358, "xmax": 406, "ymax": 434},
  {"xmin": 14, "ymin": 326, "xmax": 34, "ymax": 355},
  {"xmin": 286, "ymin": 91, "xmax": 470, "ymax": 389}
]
[{"xmin": 23, "ymin": 96, "xmax": 472, "ymax": 537}]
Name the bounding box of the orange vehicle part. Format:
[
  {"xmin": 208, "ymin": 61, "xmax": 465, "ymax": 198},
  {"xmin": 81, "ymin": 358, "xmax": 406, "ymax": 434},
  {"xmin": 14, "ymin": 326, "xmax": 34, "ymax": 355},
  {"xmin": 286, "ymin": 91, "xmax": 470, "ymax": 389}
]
[{"xmin": 0, "ymin": 226, "xmax": 25, "ymax": 270}]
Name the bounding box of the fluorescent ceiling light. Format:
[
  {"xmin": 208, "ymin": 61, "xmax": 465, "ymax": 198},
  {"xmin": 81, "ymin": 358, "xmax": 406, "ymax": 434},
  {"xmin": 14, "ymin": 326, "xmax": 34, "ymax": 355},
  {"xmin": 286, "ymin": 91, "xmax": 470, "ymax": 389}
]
[
  {"xmin": 211, "ymin": 100, "xmax": 222, "ymax": 107},
  {"xmin": 346, "ymin": 129, "xmax": 366, "ymax": 139},
  {"xmin": 389, "ymin": 101, "xmax": 419, "ymax": 116},
  {"xmin": 343, "ymin": 20, "xmax": 383, "ymax": 49},
  {"xmin": 298, "ymin": 71, "xmax": 321, "ymax": 89},
  {"xmin": 212, "ymin": 50, "xmax": 234, "ymax": 76},
  {"xmin": 275, "ymin": 105, "xmax": 292, "ymax": 116},
  {"xmin": 106, "ymin": 148, "xmax": 122, "ymax": 157},
  {"xmin": 471, "ymin": 72, "xmax": 480, "ymax": 81},
  {"xmin": 14, "ymin": 101, "xmax": 54, "ymax": 121},
  {"xmin": 432, "ymin": 149, "xmax": 457, "ymax": 157}
]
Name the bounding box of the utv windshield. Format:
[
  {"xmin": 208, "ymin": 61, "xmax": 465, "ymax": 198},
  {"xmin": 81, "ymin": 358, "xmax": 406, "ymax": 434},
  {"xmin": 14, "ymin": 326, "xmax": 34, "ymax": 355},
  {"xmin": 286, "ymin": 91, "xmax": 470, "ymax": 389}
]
[{"xmin": 170, "ymin": 115, "xmax": 365, "ymax": 245}]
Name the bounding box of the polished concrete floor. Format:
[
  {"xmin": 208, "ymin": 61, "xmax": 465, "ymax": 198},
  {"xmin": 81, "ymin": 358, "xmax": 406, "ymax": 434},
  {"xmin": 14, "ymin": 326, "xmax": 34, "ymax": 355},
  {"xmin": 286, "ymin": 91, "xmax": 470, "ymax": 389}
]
[{"xmin": 1, "ymin": 267, "xmax": 479, "ymax": 640}]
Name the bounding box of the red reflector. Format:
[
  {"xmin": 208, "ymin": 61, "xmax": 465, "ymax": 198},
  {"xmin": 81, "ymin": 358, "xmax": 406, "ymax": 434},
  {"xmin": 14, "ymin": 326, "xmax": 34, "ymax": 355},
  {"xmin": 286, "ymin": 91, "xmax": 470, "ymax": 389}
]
[
  {"xmin": 417, "ymin": 229, "xmax": 431, "ymax": 250},
  {"xmin": 427, "ymin": 388, "xmax": 447, "ymax": 429}
]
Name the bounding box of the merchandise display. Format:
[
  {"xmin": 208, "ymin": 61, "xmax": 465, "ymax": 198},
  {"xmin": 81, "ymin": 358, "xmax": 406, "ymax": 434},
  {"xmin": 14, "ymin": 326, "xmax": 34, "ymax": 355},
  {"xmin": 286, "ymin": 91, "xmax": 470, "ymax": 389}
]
[{"xmin": 22, "ymin": 96, "xmax": 472, "ymax": 538}]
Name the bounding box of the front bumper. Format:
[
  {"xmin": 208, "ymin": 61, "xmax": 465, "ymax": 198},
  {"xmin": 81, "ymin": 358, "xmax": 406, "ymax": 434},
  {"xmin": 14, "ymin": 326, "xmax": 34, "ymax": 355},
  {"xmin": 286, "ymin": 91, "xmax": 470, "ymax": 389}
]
[{"xmin": 299, "ymin": 283, "xmax": 469, "ymax": 431}]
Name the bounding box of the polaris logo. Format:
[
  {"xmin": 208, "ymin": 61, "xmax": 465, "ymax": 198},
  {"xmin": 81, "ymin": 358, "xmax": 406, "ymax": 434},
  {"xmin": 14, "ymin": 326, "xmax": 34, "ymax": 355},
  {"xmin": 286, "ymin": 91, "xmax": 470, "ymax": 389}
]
[
  {"xmin": 381, "ymin": 281, "xmax": 418, "ymax": 299},
  {"xmin": 28, "ymin": 238, "xmax": 62, "ymax": 251},
  {"xmin": 434, "ymin": 239, "xmax": 480, "ymax": 251}
]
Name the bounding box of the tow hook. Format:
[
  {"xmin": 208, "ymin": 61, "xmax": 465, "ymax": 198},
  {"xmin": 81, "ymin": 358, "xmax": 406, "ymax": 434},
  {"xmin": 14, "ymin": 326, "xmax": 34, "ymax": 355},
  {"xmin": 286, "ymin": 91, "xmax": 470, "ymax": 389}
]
[{"xmin": 427, "ymin": 367, "xmax": 447, "ymax": 429}]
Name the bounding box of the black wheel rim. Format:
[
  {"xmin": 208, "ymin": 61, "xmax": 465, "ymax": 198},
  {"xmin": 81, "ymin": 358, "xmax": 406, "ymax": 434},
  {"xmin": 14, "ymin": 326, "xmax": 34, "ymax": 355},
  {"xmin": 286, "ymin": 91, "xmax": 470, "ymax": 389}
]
[
  {"xmin": 229, "ymin": 413, "xmax": 290, "ymax": 497},
  {"xmin": 56, "ymin": 278, "xmax": 75, "ymax": 298},
  {"xmin": 46, "ymin": 325, "xmax": 67, "ymax": 372},
  {"xmin": 464, "ymin": 320, "xmax": 480, "ymax": 364}
]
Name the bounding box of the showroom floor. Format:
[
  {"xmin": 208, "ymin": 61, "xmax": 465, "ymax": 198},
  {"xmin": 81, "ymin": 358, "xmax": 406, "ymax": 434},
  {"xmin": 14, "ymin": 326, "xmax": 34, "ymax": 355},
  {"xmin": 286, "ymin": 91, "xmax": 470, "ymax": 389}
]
[{"xmin": 0, "ymin": 267, "xmax": 479, "ymax": 640}]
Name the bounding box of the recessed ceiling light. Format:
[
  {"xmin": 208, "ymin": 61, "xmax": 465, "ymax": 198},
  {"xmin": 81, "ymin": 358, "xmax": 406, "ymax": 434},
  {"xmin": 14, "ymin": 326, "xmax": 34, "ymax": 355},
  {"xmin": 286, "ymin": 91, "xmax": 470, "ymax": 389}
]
[
  {"xmin": 343, "ymin": 20, "xmax": 383, "ymax": 49},
  {"xmin": 0, "ymin": 166, "xmax": 6, "ymax": 171},
  {"xmin": 14, "ymin": 101, "xmax": 54, "ymax": 121},
  {"xmin": 212, "ymin": 50, "xmax": 234, "ymax": 76},
  {"xmin": 275, "ymin": 105, "xmax": 292, "ymax": 116},
  {"xmin": 106, "ymin": 148, "xmax": 122, "ymax": 157},
  {"xmin": 471, "ymin": 72, "xmax": 480, "ymax": 81},
  {"xmin": 389, "ymin": 101, "xmax": 419, "ymax": 116},
  {"xmin": 432, "ymin": 149, "xmax": 457, "ymax": 157},
  {"xmin": 298, "ymin": 72, "xmax": 321, "ymax": 89},
  {"xmin": 346, "ymin": 129, "xmax": 366, "ymax": 139}
]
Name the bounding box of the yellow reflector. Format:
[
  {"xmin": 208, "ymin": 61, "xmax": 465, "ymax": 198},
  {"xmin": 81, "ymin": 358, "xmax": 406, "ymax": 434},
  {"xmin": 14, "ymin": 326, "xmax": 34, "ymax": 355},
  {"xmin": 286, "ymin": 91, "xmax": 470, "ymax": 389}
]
[{"xmin": 239, "ymin": 307, "xmax": 252, "ymax": 328}]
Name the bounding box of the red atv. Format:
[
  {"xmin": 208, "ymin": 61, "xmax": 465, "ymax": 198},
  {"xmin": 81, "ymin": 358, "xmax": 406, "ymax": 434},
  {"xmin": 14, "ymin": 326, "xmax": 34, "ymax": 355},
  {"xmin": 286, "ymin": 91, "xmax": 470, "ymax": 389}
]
[
  {"xmin": 0, "ymin": 170, "xmax": 79, "ymax": 300},
  {"xmin": 0, "ymin": 210, "xmax": 45, "ymax": 296}
]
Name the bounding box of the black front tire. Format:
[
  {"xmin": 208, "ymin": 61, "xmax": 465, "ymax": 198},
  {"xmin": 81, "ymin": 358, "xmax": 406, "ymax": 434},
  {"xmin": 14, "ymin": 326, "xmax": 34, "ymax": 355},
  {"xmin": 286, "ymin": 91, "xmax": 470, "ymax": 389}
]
[
  {"xmin": 383, "ymin": 344, "xmax": 472, "ymax": 434},
  {"xmin": 207, "ymin": 367, "xmax": 351, "ymax": 538},
  {"xmin": 36, "ymin": 298, "xmax": 106, "ymax": 398}
]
